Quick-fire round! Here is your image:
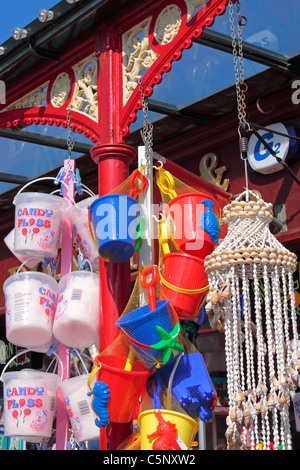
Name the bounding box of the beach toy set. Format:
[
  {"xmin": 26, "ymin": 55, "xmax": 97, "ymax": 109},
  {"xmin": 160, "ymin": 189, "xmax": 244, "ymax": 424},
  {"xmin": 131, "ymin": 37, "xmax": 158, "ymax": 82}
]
[
  {"xmin": 156, "ymin": 169, "xmax": 222, "ymax": 320},
  {"xmin": 1, "ymin": 164, "xmax": 220, "ymax": 450}
]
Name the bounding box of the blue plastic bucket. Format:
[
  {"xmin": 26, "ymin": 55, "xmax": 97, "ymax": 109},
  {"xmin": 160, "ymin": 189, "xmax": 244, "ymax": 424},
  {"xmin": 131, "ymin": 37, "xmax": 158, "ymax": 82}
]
[
  {"xmin": 116, "ymin": 299, "xmax": 180, "ymax": 368},
  {"xmin": 156, "ymin": 353, "xmax": 216, "ymax": 422},
  {"xmin": 89, "ymin": 194, "xmax": 143, "ymax": 263}
]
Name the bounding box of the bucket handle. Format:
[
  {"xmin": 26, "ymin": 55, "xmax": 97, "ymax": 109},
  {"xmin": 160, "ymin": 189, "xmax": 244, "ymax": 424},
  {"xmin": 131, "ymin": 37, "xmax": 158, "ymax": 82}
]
[
  {"xmin": 15, "ymin": 258, "xmax": 52, "ymax": 275},
  {"xmin": 156, "ymin": 170, "xmax": 178, "ymax": 200},
  {"xmin": 158, "ymin": 257, "xmax": 209, "ymax": 295},
  {"xmin": 71, "ymin": 349, "xmax": 90, "ymax": 376},
  {"xmin": 129, "ymin": 169, "xmax": 149, "ymax": 199},
  {"xmin": 0, "ymin": 349, "xmax": 64, "ymax": 383},
  {"xmin": 158, "ymin": 220, "xmax": 209, "ymax": 295},
  {"xmin": 13, "ymin": 177, "xmax": 73, "ymax": 204}
]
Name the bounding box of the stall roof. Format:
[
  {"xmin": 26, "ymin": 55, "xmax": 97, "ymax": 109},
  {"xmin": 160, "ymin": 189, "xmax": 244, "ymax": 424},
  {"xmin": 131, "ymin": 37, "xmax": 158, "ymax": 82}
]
[{"xmin": 0, "ymin": 0, "xmax": 299, "ymax": 211}]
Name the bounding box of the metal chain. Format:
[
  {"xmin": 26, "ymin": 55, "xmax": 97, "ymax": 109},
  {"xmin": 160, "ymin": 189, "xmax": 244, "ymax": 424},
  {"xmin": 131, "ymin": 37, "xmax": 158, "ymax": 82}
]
[
  {"xmin": 229, "ymin": 0, "xmax": 247, "ymax": 128},
  {"xmin": 66, "ymin": 107, "xmax": 76, "ymax": 161},
  {"xmin": 138, "ymin": 78, "xmax": 153, "ymax": 175}
]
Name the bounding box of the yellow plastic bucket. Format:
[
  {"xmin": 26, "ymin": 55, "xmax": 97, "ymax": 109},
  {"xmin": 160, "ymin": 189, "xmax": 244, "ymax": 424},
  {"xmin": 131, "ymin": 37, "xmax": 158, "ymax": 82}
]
[{"xmin": 138, "ymin": 409, "xmax": 198, "ymax": 450}]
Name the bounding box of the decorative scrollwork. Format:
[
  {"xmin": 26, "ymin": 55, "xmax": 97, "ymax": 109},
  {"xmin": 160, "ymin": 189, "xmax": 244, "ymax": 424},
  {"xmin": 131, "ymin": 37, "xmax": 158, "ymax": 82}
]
[
  {"xmin": 71, "ymin": 57, "xmax": 98, "ymax": 121},
  {"xmin": 154, "ymin": 5, "xmax": 182, "ymax": 45},
  {"xmin": 51, "ymin": 73, "xmax": 71, "ymax": 108},
  {"xmin": 122, "ymin": 18, "xmax": 159, "ymax": 105},
  {"xmin": 2, "ymin": 83, "xmax": 48, "ymax": 111}
]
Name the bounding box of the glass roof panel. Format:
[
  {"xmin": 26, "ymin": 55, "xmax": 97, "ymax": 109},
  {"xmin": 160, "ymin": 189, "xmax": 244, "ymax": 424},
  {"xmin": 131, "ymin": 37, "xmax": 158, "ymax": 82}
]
[
  {"xmin": 0, "ymin": 124, "xmax": 92, "ymax": 195},
  {"xmin": 1, "ymin": 0, "xmax": 300, "ymax": 195}
]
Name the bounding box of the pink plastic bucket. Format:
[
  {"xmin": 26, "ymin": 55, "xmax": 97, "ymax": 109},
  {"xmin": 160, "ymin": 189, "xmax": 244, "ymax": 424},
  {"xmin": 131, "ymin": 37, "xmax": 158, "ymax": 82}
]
[
  {"xmin": 1, "ymin": 350, "xmax": 62, "ymax": 443},
  {"xmin": 53, "ymin": 270, "xmax": 99, "ymax": 348},
  {"xmin": 3, "ymin": 270, "xmax": 58, "ymax": 349}
]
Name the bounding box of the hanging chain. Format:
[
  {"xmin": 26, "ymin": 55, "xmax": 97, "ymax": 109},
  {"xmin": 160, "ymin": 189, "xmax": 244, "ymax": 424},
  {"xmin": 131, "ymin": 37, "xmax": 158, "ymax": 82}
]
[
  {"xmin": 66, "ymin": 107, "xmax": 76, "ymax": 163},
  {"xmin": 229, "ymin": 0, "xmax": 251, "ymax": 197},
  {"xmin": 139, "ymin": 78, "xmax": 154, "ymax": 175},
  {"xmin": 229, "ymin": 0, "xmax": 247, "ymax": 129}
]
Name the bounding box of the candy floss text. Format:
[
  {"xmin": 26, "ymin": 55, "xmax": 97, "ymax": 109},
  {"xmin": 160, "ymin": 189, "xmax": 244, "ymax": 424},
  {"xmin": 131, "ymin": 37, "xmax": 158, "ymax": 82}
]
[
  {"xmin": 39, "ymin": 286, "xmax": 56, "ymax": 312},
  {"xmin": 17, "ymin": 207, "xmax": 53, "ymax": 228},
  {"xmin": 6, "ymin": 386, "xmax": 45, "ymax": 409}
]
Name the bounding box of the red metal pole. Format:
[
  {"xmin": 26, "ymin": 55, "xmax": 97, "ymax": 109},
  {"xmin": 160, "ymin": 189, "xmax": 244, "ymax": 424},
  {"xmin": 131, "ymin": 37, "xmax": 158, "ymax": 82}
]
[
  {"xmin": 92, "ymin": 22, "xmax": 137, "ymax": 451},
  {"xmin": 91, "ymin": 144, "xmax": 136, "ymax": 451}
]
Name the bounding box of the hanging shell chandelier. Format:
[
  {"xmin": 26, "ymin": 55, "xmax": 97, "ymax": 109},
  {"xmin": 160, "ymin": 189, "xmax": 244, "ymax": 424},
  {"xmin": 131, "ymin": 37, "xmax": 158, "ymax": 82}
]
[{"xmin": 204, "ymin": 190, "xmax": 299, "ymax": 450}]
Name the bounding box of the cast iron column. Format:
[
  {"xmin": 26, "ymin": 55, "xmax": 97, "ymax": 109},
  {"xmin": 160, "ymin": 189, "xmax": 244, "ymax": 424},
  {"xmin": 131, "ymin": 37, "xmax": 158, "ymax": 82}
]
[{"xmin": 91, "ymin": 22, "xmax": 137, "ymax": 450}]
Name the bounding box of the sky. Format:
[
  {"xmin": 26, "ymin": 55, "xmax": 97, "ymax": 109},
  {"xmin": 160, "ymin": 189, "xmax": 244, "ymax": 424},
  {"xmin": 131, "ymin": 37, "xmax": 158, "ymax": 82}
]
[{"xmin": 0, "ymin": 0, "xmax": 56, "ymax": 45}]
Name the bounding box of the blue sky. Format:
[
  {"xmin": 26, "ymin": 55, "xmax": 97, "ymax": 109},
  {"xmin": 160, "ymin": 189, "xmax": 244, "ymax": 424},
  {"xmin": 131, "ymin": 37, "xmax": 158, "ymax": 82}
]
[{"xmin": 0, "ymin": 0, "xmax": 56, "ymax": 45}]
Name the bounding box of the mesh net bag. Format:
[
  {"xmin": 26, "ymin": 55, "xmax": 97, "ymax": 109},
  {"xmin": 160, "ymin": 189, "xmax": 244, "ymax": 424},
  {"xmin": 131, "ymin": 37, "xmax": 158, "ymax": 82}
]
[
  {"xmin": 155, "ymin": 168, "xmax": 222, "ymax": 320},
  {"xmin": 115, "ymin": 265, "xmax": 185, "ymax": 370},
  {"xmin": 143, "ymin": 335, "xmax": 217, "ymax": 423},
  {"xmin": 88, "ymin": 333, "xmax": 152, "ymax": 424}
]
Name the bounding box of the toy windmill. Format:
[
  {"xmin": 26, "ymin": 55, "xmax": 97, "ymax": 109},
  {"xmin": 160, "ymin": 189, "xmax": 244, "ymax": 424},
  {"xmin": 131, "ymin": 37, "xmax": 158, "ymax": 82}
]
[{"xmin": 204, "ymin": 189, "xmax": 300, "ymax": 450}]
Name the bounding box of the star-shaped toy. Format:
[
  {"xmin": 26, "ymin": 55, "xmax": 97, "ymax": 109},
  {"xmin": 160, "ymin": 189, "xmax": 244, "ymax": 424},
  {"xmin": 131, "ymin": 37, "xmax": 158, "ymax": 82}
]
[{"xmin": 150, "ymin": 323, "xmax": 184, "ymax": 364}]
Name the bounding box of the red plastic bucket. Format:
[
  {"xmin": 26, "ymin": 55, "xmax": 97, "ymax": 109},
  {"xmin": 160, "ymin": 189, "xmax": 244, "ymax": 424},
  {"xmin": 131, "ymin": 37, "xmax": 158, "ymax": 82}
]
[
  {"xmin": 165, "ymin": 192, "xmax": 218, "ymax": 259},
  {"xmin": 160, "ymin": 252, "xmax": 209, "ymax": 320},
  {"xmin": 94, "ymin": 355, "xmax": 152, "ymax": 423}
]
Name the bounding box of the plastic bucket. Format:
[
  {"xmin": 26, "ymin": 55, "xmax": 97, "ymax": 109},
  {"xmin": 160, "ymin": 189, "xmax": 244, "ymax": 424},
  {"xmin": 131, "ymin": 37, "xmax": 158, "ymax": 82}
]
[
  {"xmin": 1, "ymin": 350, "xmax": 62, "ymax": 443},
  {"xmin": 138, "ymin": 409, "xmax": 197, "ymax": 450},
  {"xmin": 89, "ymin": 194, "xmax": 143, "ymax": 263},
  {"xmin": 94, "ymin": 354, "xmax": 152, "ymax": 423},
  {"xmin": 4, "ymin": 229, "xmax": 42, "ymax": 269},
  {"xmin": 116, "ymin": 299, "xmax": 180, "ymax": 368},
  {"xmin": 14, "ymin": 191, "xmax": 68, "ymax": 260},
  {"xmin": 159, "ymin": 252, "xmax": 209, "ymax": 320},
  {"xmin": 165, "ymin": 192, "xmax": 218, "ymax": 259},
  {"xmin": 155, "ymin": 353, "xmax": 216, "ymax": 422},
  {"xmin": 59, "ymin": 374, "xmax": 99, "ymax": 442},
  {"xmin": 3, "ymin": 271, "xmax": 58, "ymax": 349},
  {"xmin": 66, "ymin": 195, "xmax": 99, "ymax": 270},
  {"xmin": 53, "ymin": 270, "xmax": 99, "ymax": 348}
]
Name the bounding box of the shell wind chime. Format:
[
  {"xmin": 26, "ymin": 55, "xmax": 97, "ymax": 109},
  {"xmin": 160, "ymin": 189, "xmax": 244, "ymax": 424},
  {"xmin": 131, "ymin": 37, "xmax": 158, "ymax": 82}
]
[{"xmin": 204, "ymin": 190, "xmax": 300, "ymax": 450}]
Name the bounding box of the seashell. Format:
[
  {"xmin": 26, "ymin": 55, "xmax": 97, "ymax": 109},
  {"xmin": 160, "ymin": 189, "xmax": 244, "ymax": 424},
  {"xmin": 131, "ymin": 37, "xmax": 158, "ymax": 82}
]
[
  {"xmin": 229, "ymin": 406, "xmax": 237, "ymax": 422},
  {"xmin": 246, "ymin": 389, "xmax": 256, "ymax": 402},
  {"xmin": 256, "ymin": 383, "xmax": 268, "ymax": 397},
  {"xmin": 243, "ymin": 403, "xmax": 251, "ymax": 427},
  {"xmin": 266, "ymin": 393, "xmax": 277, "ymax": 410},
  {"xmin": 210, "ymin": 291, "xmax": 220, "ymax": 306},
  {"xmin": 260, "ymin": 400, "xmax": 268, "ymax": 416},
  {"xmin": 278, "ymin": 374, "xmax": 287, "ymax": 388},
  {"xmin": 278, "ymin": 390, "xmax": 288, "ymax": 408},
  {"xmin": 255, "ymin": 400, "xmax": 262, "ymax": 414},
  {"xmin": 234, "ymin": 391, "xmax": 245, "ymax": 404},
  {"xmin": 236, "ymin": 407, "xmax": 243, "ymax": 424},
  {"xmin": 225, "ymin": 423, "xmax": 235, "ymax": 440},
  {"xmin": 250, "ymin": 403, "xmax": 258, "ymax": 419},
  {"xmin": 271, "ymin": 375, "xmax": 278, "ymax": 388}
]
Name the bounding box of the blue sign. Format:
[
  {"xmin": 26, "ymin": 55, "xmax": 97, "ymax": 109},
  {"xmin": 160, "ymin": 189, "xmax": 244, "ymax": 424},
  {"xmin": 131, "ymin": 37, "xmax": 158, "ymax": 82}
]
[{"xmin": 248, "ymin": 122, "xmax": 300, "ymax": 174}]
